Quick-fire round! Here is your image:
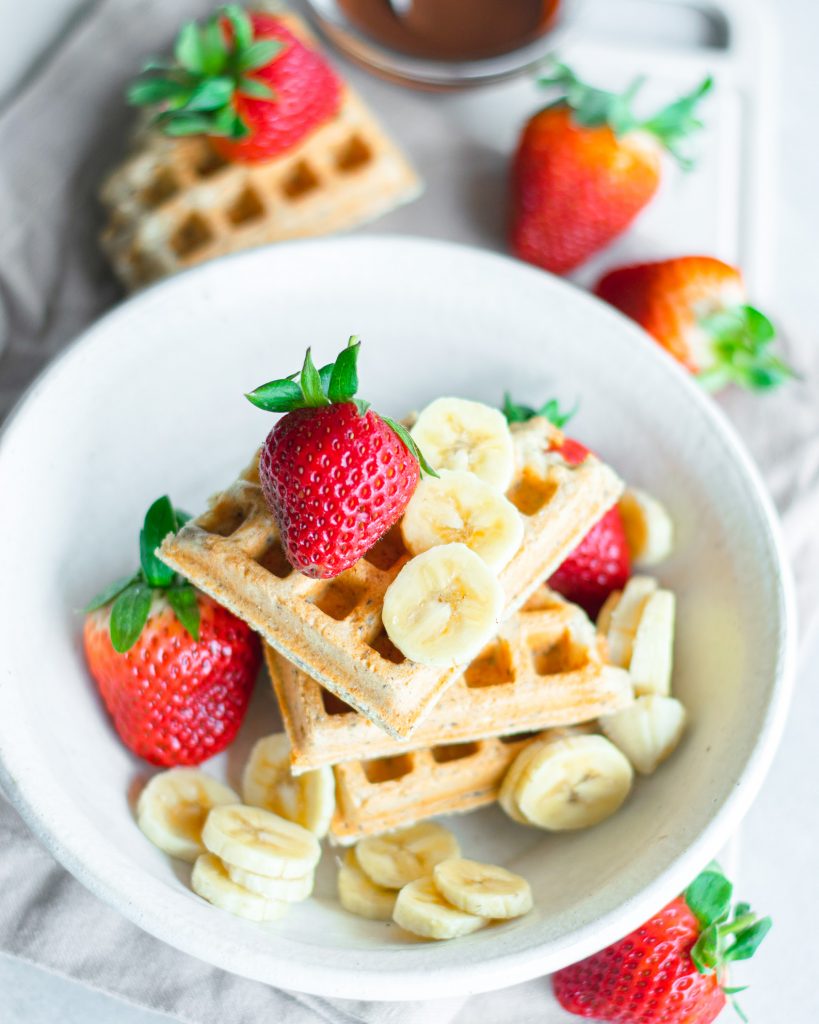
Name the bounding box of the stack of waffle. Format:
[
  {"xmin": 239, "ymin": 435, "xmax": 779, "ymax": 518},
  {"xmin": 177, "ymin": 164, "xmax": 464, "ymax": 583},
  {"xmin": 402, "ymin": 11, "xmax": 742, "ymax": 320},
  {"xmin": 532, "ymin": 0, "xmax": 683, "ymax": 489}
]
[{"xmin": 160, "ymin": 418, "xmax": 633, "ymax": 843}]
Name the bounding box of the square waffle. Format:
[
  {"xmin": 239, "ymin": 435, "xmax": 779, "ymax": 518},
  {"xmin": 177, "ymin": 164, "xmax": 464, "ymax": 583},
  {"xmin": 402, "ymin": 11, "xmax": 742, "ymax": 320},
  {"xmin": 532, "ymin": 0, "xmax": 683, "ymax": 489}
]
[
  {"xmin": 329, "ymin": 733, "xmax": 540, "ymax": 844},
  {"xmin": 100, "ymin": 8, "xmax": 421, "ymax": 292},
  {"xmin": 158, "ymin": 419, "xmax": 623, "ymax": 739},
  {"xmin": 267, "ymin": 586, "xmax": 633, "ymax": 773}
]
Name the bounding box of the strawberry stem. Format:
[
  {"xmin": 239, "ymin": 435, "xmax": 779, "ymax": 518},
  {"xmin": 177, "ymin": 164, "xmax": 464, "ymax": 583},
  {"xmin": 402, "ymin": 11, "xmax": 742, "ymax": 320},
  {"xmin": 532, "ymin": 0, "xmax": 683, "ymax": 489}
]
[
  {"xmin": 537, "ymin": 61, "xmax": 712, "ymax": 167},
  {"xmin": 502, "ymin": 392, "xmax": 578, "ymax": 428},
  {"xmin": 697, "ymin": 303, "xmax": 798, "ymax": 392},
  {"xmin": 127, "ymin": 5, "xmax": 283, "ymax": 141},
  {"xmin": 684, "ymin": 864, "xmax": 771, "ymax": 1011},
  {"xmin": 246, "ymin": 338, "xmax": 438, "ymax": 476},
  {"xmin": 85, "ymin": 498, "xmax": 200, "ymax": 651}
]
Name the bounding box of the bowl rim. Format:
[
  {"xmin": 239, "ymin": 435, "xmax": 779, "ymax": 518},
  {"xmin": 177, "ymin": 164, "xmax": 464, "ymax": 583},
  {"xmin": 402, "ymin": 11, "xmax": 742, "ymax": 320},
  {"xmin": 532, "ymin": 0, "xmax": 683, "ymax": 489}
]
[{"xmin": 0, "ymin": 235, "xmax": 798, "ymax": 999}]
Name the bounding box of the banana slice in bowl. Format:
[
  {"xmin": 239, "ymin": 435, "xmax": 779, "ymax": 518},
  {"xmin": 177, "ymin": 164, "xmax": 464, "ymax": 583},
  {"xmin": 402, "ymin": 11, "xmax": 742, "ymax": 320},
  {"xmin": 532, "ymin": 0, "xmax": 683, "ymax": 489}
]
[
  {"xmin": 191, "ymin": 853, "xmax": 290, "ymax": 922},
  {"xmin": 136, "ymin": 769, "xmax": 240, "ymax": 863},
  {"xmin": 225, "ymin": 863, "xmax": 315, "ymax": 902},
  {"xmin": 393, "ymin": 876, "xmax": 488, "ymax": 940},
  {"xmin": 337, "ymin": 849, "xmax": 398, "ymax": 922},
  {"xmin": 202, "ymin": 804, "xmax": 321, "ymax": 879},
  {"xmin": 501, "ymin": 734, "xmax": 634, "ymax": 830},
  {"xmin": 242, "ymin": 733, "xmax": 335, "ymax": 838},
  {"xmin": 355, "ymin": 822, "xmax": 461, "ymax": 890},
  {"xmin": 619, "ymin": 488, "xmax": 674, "ymax": 567},
  {"xmin": 601, "ymin": 695, "xmax": 687, "ymax": 775},
  {"xmin": 432, "ymin": 858, "xmax": 532, "ymax": 920}
]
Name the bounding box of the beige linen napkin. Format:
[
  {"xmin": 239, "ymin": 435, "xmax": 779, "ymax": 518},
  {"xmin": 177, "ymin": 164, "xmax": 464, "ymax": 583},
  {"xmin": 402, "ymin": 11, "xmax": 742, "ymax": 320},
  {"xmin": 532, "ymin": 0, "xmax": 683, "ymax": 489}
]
[{"xmin": 0, "ymin": 1, "xmax": 816, "ymax": 1022}]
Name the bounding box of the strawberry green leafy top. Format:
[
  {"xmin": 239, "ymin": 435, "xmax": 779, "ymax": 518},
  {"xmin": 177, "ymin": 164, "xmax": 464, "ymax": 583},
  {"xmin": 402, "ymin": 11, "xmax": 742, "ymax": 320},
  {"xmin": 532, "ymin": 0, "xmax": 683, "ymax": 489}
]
[
  {"xmin": 538, "ymin": 62, "xmax": 713, "ymax": 168},
  {"xmin": 245, "ymin": 336, "xmax": 438, "ymax": 476},
  {"xmin": 685, "ymin": 863, "xmax": 771, "ymax": 1019},
  {"xmin": 127, "ymin": 5, "xmax": 282, "ymax": 140},
  {"xmin": 502, "ymin": 392, "xmax": 578, "ymax": 427},
  {"xmin": 697, "ymin": 304, "xmax": 797, "ymax": 392},
  {"xmin": 86, "ymin": 497, "xmax": 199, "ymax": 652}
]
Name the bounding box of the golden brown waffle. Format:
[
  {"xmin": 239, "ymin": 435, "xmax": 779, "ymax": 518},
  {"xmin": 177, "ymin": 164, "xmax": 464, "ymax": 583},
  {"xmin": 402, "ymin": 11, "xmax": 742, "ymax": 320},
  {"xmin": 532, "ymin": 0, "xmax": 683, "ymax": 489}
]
[
  {"xmin": 158, "ymin": 419, "xmax": 622, "ymax": 739},
  {"xmin": 100, "ymin": 84, "xmax": 421, "ymax": 289},
  {"xmin": 268, "ymin": 587, "xmax": 632, "ymax": 773},
  {"xmin": 329, "ymin": 733, "xmax": 539, "ymax": 843}
]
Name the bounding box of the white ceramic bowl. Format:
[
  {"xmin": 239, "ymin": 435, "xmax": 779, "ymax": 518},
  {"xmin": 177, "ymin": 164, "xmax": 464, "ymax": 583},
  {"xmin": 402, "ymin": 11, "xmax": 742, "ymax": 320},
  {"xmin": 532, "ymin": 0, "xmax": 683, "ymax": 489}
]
[{"xmin": 0, "ymin": 237, "xmax": 795, "ymax": 1000}]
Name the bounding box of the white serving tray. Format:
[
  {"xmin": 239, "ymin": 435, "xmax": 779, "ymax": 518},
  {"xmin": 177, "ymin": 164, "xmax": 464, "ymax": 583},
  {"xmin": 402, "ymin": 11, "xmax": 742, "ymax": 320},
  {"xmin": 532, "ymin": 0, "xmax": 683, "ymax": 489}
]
[{"xmin": 316, "ymin": 0, "xmax": 775, "ymax": 299}]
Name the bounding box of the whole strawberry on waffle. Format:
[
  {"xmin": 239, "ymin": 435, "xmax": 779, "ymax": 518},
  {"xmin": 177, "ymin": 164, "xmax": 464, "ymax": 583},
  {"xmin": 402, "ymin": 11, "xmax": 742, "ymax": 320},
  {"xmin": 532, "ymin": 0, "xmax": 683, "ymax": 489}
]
[
  {"xmin": 84, "ymin": 496, "xmax": 261, "ymax": 765},
  {"xmin": 554, "ymin": 863, "xmax": 771, "ymax": 1024},
  {"xmin": 595, "ymin": 256, "xmax": 796, "ymax": 391},
  {"xmin": 248, "ymin": 336, "xmax": 432, "ymax": 579},
  {"xmin": 510, "ymin": 63, "xmax": 711, "ymax": 275},
  {"xmin": 100, "ymin": 4, "xmax": 421, "ymax": 288}
]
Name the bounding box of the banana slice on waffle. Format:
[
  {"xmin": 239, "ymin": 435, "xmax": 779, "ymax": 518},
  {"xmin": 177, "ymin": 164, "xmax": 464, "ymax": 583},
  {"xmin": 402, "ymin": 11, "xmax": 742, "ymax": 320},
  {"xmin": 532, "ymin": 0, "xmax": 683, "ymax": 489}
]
[
  {"xmin": 382, "ymin": 542, "xmax": 503, "ymax": 666},
  {"xmin": 401, "ymin": 470, "xmax": 523, "ymax": 571},
  {"xmin": 410, "ymin": 397, "xmax": 515, "ymax": 490}
]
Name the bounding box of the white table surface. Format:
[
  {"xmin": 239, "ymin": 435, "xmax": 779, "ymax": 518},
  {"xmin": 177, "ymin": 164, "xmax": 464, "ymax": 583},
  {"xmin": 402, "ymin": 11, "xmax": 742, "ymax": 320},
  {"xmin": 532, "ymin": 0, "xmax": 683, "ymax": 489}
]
[{"xmin": 1, "ymin": 0, "xmax": 817, "ymax": 1021}]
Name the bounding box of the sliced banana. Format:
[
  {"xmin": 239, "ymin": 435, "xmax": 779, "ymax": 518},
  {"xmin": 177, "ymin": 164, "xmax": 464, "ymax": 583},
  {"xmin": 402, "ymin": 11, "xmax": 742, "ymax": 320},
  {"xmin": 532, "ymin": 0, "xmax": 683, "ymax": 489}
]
[
  {"xmin": 191, "ymin": 854, "xmax": 289, "ymax": 922},
  {"xmin": 499, "ymin": 739, "xmax": 549, "ymax": 825},
  {"xmin": 619, "ymin": 488, "xmax": 674, "ymax": 566},
  {"xmin": 629, "ymin": 590, "xmax": 676, "ymax": 697},
  {"xmin": 596, "ymin": 590, "xmax": 621, "ymax": 635},
  {"xmin": 433, "ymin": 858, "xmax": 532, "ymax": 919},
  {"xmin": 401, "ymin": 470, "xmax": 524, "ymax": 572},
  {"xmin": 606, "ymin": 576, "xmax": 658, "ymax": 667},
  {"xmin": 337, "ymin": 849, "xmax": 397, "ymax": 921},
  {"xmin": 202, "ymin": 804, "xmax": 321, "ymax": 879},
  {"xmin": 513, "ymin": 734, "xmax": 634, "ymax": 830},
  {"xmin": 226, "ymin": 862, "xmax": 314, "ymax": 902},
  {"xmin": 382, "ymin": 543, "xmax": 504, "ymax": 667},
  {"xmin": 242, "ymin": 733, "xmax": 335, "ymax": 838},
  {"xmin": 601, "ymin": 695, "xmax": 687, "ymax": 774},
  {"xmin": 393, "ymin": 876, "xmax": 488, "ymax": 940},
  {"xmin": 356, "ymin": 822, "xmax": 461, "ymax": 890},
  {"xmin": 136, "ymin": 769, "xmax": 239, "ymax": 863},
  {"xmin": 410, "ymin": 397, "xmax": 515, "ymax": 491}
]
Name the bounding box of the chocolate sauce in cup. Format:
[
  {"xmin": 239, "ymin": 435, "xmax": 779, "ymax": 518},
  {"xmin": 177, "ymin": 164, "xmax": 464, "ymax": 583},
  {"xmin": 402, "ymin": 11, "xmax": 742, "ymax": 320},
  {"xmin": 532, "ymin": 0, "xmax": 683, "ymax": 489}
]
[{"xmin": 303, "ymin": 0, "xmax": 570, "ymax": 88}]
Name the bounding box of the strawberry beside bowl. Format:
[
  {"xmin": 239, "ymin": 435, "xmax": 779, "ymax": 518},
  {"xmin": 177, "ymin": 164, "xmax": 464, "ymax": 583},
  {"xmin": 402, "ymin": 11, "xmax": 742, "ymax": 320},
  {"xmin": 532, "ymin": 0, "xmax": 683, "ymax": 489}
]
[{"xmin": 0, "ymin": 236, "xmax": 796, "ymax": 999}]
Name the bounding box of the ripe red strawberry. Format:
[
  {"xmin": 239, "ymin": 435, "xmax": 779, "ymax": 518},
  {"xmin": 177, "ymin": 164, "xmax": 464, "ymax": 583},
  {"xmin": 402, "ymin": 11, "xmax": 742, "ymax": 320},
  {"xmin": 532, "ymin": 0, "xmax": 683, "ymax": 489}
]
[
  {"xmin": 553, "ymin": 864, "xmax": 771, "ymax": 1024},
  {"xmin": 510, "ymin": 64, "xmax": 711, "ymax": 274},
  {"xmin": 83, "ymin": 497, "xmax": 260, "ymax": 766},
  {"xmin": 595, "ymin": 256, "xmax": 796, "ymax": 391},
  {"xmin": 127, "ymin": 6, "xmax": 341, "ymax": 163},
  {"xmin": 503, "ymin": 395, "xmax": 630, "ymax": 618},
  {"xmin": 247, "ymin": 337, "xmax": 433, "ymax": 579}
]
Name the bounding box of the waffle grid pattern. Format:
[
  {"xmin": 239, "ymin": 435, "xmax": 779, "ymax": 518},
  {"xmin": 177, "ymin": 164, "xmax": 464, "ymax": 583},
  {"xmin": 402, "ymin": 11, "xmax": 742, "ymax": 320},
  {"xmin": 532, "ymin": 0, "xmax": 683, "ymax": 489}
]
[
  {"xmin": 329, "ymin": 733, "xmax": 540, "ymax": 843},
  {"xmin": 268, "ymin": 587, "xmax": 633, "ymax": 773},
  {"xmin": 159, "ymin": 428, "xmax": 622, "ymax": 738},
  {"xmin": 100, "ymin": 88, "xmax": 422, "ymax": 289}
]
